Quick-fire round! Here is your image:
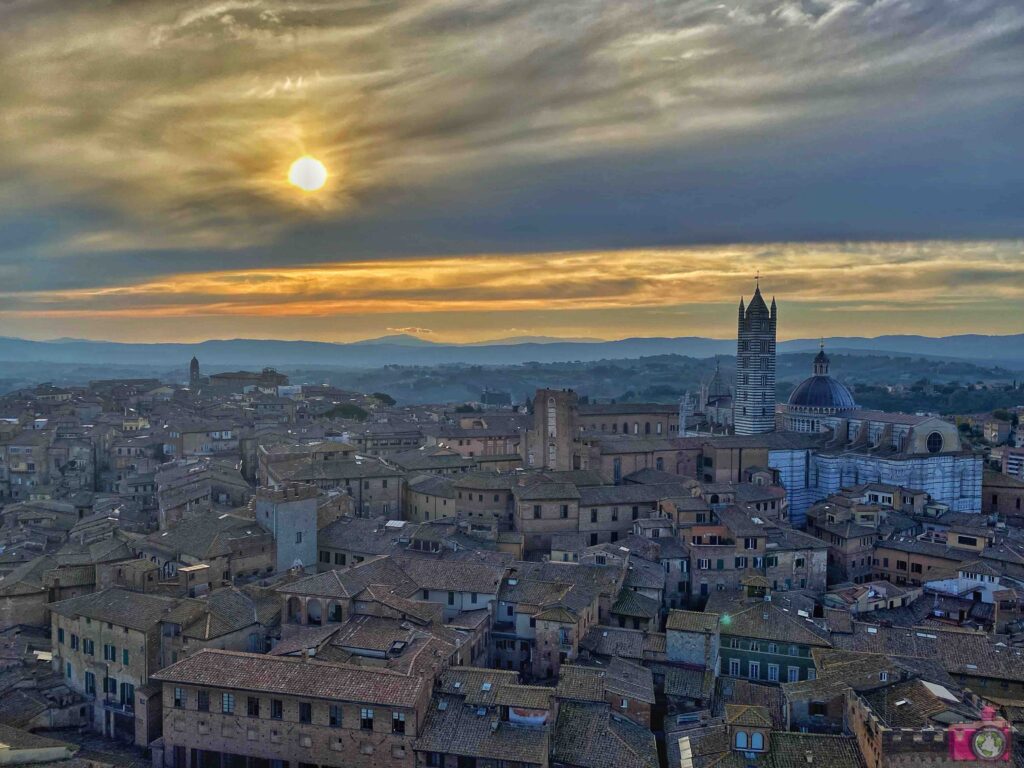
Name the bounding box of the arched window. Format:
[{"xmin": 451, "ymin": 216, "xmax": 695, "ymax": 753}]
[
  {"xmin": 735, "ymin": 731, "xmax": 748, "ymax": 750},
  {"xmin": 644, "ymin": 422, "xmax": 651, "ymax": 434},
  {"xmin": 751, "ymin": 732, "xmax": 764, "ymax": 751}
]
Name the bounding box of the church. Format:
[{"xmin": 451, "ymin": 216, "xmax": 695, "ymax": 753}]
[{"xmin": 705, "ymin": 281, "xmax": 983, "ymax": 523}]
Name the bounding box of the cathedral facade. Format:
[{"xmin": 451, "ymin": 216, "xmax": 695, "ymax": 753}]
[{"xmin": 733, "ymin": 281, "xmax": 777, "ymax": 435}]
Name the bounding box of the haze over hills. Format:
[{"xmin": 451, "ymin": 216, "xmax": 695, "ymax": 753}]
[{"xmin": 0, "ymin": 333, "xmax": 1022, "ymax": 370}]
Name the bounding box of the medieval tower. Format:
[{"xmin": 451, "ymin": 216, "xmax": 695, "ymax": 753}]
[{"xmin": 733, "ymin": 280, "xmax": 777, "ymax": 435}]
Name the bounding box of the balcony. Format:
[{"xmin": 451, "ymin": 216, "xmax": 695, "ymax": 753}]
[{"xmin": 103, "ymin": 698, "xmax": 134, "ymax": 714}]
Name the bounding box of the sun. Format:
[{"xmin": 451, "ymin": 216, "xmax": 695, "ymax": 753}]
[{"xmin": 288, "ymin": 155, "xmax": 328, "ymax": 192}]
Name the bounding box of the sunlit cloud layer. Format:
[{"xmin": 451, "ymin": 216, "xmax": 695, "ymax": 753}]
[{"xmin": 1, "ymin": 241, "xmax": 1021, "ymax": 341}]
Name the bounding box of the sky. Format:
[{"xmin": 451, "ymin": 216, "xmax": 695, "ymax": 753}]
[{"xmin": 0, "ymin": 0, "xmax": 1022, "ymax": 344}]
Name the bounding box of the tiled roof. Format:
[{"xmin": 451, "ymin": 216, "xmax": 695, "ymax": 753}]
[
  {"xmin": 581, "ymin": 626, "xmax": 645, "ymax": 661},
  {"xmin": 666, "ymin": 610, "xmax": 720, "ymax": 633},
  {"xmin": 493, "ymin": 684, "xmax": 553, "ymax": 711},
  {"xmin": 557, "ymin": 666, "xmax": 606, "ymax": 703},
  {"xmin": 413, "ymin": 697, "xmax": 549, "ymax": 764},
  {"xmin": 611, "ymin": 588, "xmax": 661, "ymax": 619},
  {"xmin": 438, "ymin": 668, "xmax": 519, "ymax": 706},
  {"xmin": 770, "ymin": 733, "xmax": 866, "ymax": 768},
  {"xmin": 725, "ymin": 703, "xmax": 772, "ymax": 728},
  {"xmin": 830, "ymin": 621, "xmax": 1024, "ymax": 682},
  {"xmin": 710, "ymin": 595, "xmax": 831, "ymax": 648},
  {"xmin": 552, "ymin": 702, "xmax": 659, "ymax": 768},
  {"xmin": 663, "ymin": 666, "xmax": 715, "ymax": 701},
  {"xmin": 49, "ymin": 588, "xmax": 203, "ymax": 633},
  {"xmin": 153, "ymin": 649, "xmax": 425, "ymax": 707}
]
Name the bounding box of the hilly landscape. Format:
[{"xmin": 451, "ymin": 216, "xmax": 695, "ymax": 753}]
[{"xmin": 0, "ymin": 333, "xmax": 1022, "ymax": 370}]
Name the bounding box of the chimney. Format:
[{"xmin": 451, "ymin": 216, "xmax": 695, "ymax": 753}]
[{"xmin": 805, "ymin": 752, "xmax": 814, "ymax": 764}]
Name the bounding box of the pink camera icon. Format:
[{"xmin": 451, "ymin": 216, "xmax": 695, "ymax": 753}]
[{"xmin": 949, "ymin": 708, "xmax": 1011, "ymax": 762}]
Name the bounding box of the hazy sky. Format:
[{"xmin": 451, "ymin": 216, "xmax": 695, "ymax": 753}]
[{"xmin": 1, "ymin": 0, "xmax": 1021, "ymax": 343}]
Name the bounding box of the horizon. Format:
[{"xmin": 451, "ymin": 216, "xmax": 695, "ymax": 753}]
[{"xmin": 8, "ymin": 327, "xmax": 1024, "ymax": 347}]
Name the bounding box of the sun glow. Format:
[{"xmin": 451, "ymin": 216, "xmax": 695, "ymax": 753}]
[{"xmin": 288, "ymin": 156, "xmax": 328, "ymax": 192}]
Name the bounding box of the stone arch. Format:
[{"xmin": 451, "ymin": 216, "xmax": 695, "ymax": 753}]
[
  {"xmin": 306, "ymin": 598, "xmax": 323, "ymax": 625},
  {"xmin": 286, "ymin": 596, "xmax": 304, "ymax": 624}
]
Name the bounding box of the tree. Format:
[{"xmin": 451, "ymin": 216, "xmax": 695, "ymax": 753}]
[
  {"xmin": 326, "ymin": 403, "xmax": 369, "ymax": 421},
  {"xmin": 371, "ymin": 392, "xmax": 396, "ymax": 407}
]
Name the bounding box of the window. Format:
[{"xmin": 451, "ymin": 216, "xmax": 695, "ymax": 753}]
[
  {"xmin": 174, "ymin": 688, "xmax": 185, "ymax": 708},
  {"xmin": 591, "ymin": 509, "xmax": 598, "ymax": 523},
  {"xmin": 299, "ymin": 702, "xmax": 312, "ymax": 724},
  {"xmin": 926, "ymin": 431, "xmax": 943, "ymax": 453},
  {"xmin": 123, "ymin": 648, "xmax": 130, "ymax": 665},
  {"xmin": 271, "ymin": 699, "xmax": 283, "ymax": 720},
  {"xmin": 533, "ymin": 505, "xmax": 541, "ymax": 519},
  {"xmin": 560, "ymin": 505, "xmax": 569, "ymax": 519},
  {"xmin": 698, "ymin": 559, "xmax": 710, "ymax": 570},
  {"xmin": 330, "ymin": 705, "xmax": 342, "ymax": 728},
  {"xmin": 84, "ymin": 639, "xmax": 96, "ymax": 656},
  {"xmin": 361, "ymin": 708, "xmax": 374, "ymax": 730},
  {"xmin": 197, "ymin": 690, "xmax": 210, "ymax": 712},
  {"xmin": 767, "ymin": 664, "xmax": 779, "ymax": 682},
  {"xmin": 735, "ymin": 731, "xmax": 748, "ymax": 750},
  {"xmin": 751, "ymin": 732, "xmax": 765, "ymax": 751},
  {"xmin": 788, "ymin": 667, "xmax": 800, "ymax": 682},
  {"xmin": 392, "ymin": 711, "xmax": 406, "ymax": 734},
  {"xmin": 448, "ymin": 591, "xmax": 455, "ymax": 606},
  {"xmin": 809, "ymin": 701, "xmax": 827, "ymax": 717},
  {"xmin": 748, "ymin": 661, "xmax": 760, "ymax": 679},
  {"xmin": 65, "ymin": 662, "xmax": 72, "ymax": 680},
  {"xmin": 744, "ymin": 537, "xmax": 757, "ymax": 550},
  {"xmin": 58, "ymin": 628, "xmax": 64, "ymax": 645},
  {"xmin": 85, "ymin": 671, "xmax": 96, "ymax": 695},
  {"xmin": 296, "ymin": 532, "xmax": 303, "ymax": 544},
  {"xmin": 632, "ymin": 506, "xmax": 639, "ymax": 521},
  {"xmin": 728, "ymin": 658, "xmax": 740, "ymax": 676},
  {"xmin": 222, "ymin": 693, "xmax": 235, "ymax": 714}
]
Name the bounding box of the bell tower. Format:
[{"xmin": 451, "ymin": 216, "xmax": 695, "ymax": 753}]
[{"xmin": 733, "ymin": 277, "xmax": 777, "ymax": 435}]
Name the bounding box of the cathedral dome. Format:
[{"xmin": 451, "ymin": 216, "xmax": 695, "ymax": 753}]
[{"xmin": 787, "ymin": 375, "xmax": 857, "ymax": 411}]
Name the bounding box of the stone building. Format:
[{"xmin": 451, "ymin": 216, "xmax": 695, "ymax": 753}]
[
  {"xmin": 254, "ymin": 484, "xmax": 319, "ymax": 572},
  {"xmin": 151, "ymin": 649, "xmax": 429, "ymax": 768}
]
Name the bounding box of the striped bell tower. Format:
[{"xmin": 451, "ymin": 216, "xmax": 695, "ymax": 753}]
[{"xmin": 733, "ymin": 277, "xmax": 777, "ymax": 435}]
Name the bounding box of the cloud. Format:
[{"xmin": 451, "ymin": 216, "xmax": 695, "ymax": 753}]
[
  {"xmin": 0, "ymin": 0, "xmax": 1021, "ymax": 253},
  {"xmin": 386, "ymin": 327, "xmax": 435, "ymax": 335},
  {"xmin": 3, "ymin": 241, "xmax": 1021, "ymax": 322}
]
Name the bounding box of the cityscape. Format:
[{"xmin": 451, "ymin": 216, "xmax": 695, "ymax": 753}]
[{"xmin": 1, "ymin": 2, "xmax": 1023, "ymax": 768}]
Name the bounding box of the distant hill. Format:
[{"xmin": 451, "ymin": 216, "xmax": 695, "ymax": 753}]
[{"xmin": 0, "ymin": 333, "xmax": 1021, "ymax": 370}]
